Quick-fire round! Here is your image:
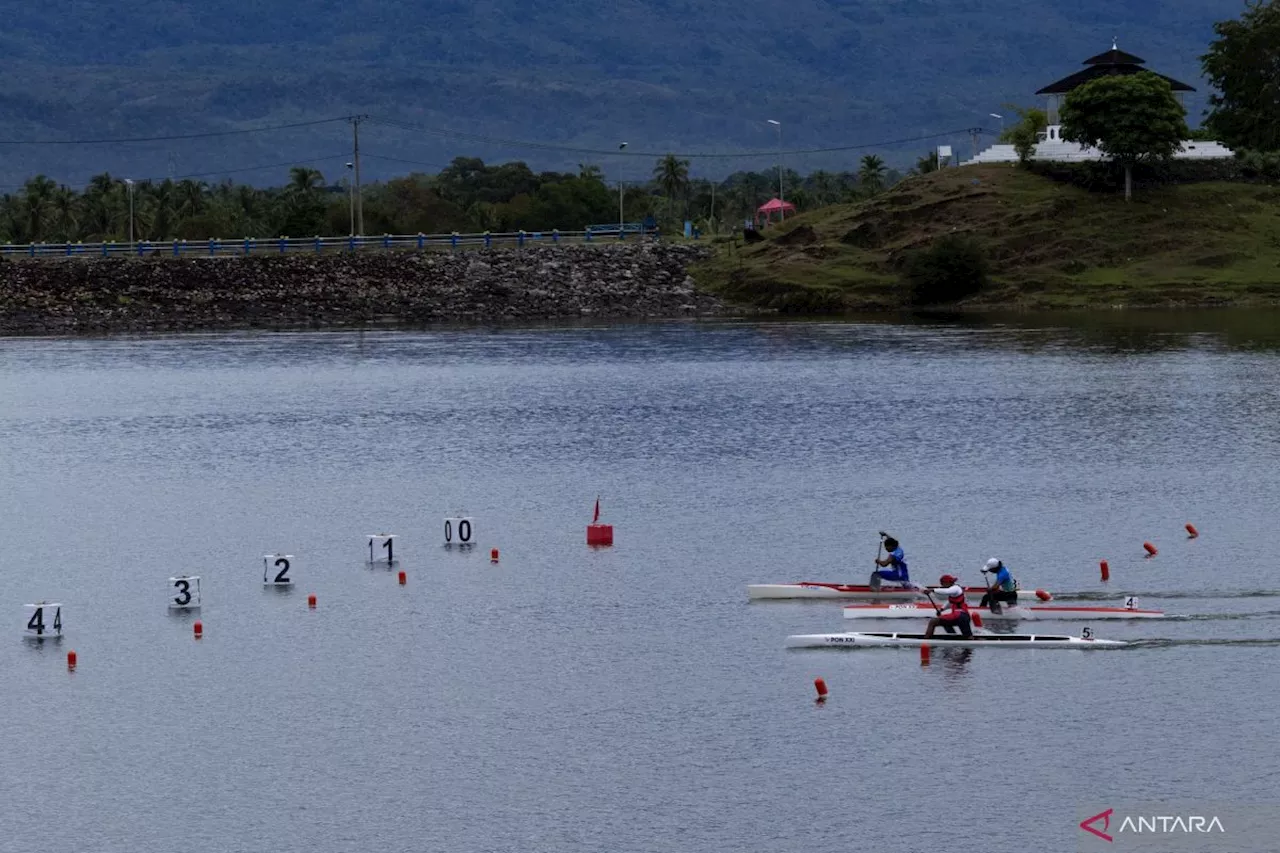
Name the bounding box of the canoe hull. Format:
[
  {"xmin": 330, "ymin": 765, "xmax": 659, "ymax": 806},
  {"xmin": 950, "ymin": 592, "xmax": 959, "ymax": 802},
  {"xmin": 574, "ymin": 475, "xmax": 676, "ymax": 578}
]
[
  {"xmin": 786, "ymin": 631, "xmax": 1126, "ymax": 649},
  {"xmin": 842, "ymin": 603, "xmax": 1165, "ymax": 620}
]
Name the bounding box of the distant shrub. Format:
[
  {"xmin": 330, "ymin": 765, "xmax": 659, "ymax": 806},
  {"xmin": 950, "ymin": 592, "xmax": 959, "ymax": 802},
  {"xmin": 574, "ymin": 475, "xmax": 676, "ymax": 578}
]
[
  {"xmin": 904, "ymin": 234, "xmax": 989, "ymax": 305},
  {"xmin": 1028, "ymin": 152, "xmax": 1280, "ymax": 190}
]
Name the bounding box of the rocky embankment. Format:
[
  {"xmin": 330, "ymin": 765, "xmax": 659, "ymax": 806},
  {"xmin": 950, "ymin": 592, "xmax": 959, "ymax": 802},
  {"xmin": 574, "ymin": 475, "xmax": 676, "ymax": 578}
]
[{"xmin": 0, "ymin": 243, "xmax": 726, "ymax": 334}]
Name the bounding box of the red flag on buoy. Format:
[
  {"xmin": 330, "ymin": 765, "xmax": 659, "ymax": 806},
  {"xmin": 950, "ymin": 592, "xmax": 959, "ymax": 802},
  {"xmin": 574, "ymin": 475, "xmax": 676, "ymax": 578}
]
[{"xmin": 593, "ymin": 497, "xmax": 600, "ymax": 523}]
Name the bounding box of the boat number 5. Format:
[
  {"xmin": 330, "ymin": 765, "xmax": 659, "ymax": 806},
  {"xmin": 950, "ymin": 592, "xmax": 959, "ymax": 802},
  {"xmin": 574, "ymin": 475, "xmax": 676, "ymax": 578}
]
[{"xmin": 1082, "ymin": 627, "xmax": 1093, "ymax": 640}]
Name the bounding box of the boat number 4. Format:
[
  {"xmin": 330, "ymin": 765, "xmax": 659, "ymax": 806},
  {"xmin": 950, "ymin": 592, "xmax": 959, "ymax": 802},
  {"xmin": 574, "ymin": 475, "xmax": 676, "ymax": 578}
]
[
  {"xmin": 1081, "ymin": 627, "xmax": 1093, "ymax": 640},
  {"xmin": 1124, "ymin": 596, "xmax": 1138, "ymax": 610}
]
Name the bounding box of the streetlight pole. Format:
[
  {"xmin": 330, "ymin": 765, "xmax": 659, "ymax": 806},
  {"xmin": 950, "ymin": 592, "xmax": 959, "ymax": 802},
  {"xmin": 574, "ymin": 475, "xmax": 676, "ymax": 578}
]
[
  {"xmin": 125, "ymin": 179, "xmax": 135, "ymax": 248},
  {"xmin": 990, "ymin": 113, "xmax": 1005, "ymax": 135},
  {"xmin": 618, "ymin": 142, "xmax": 627, "ymax": 236},
  {"xmin": 346, "ymin": 162, "xmax": 354, "ymax": 237},
  {"xmin": 767, "ymin": 119, "xmax": 784, "ymax": 220}
]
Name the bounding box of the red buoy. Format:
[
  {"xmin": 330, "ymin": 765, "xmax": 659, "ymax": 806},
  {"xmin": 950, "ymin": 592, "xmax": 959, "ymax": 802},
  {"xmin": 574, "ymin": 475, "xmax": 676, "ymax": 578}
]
[
  {"xmin": 398, "ymin": 571, "xmax": 406, "ymax": 585},
  {"xmin": 1035, "ymin": 589, "xmax": 1053, "ymax": 602},
  {"xmin": 920, "ymin": 645, "xmax": 931, "ymax": 666},
  {"xmin": 1100, "ymin": 560, "xmax": 1110, "ymax": 582},
  {"xmin": 814, "ymin": 677, "xmax": 828, "ymax": 701},
  {"xmin": 1143, "ymin": 541, "xmax": 1158, "ymax": 557},
  {"xmin": 307, "ymin": 594, "xmax": 317, "ymax": 609},
  {"xmin": 67, "ymin": 650, "xmax": 77, "ymax": 670},
  {"xmin": 587, "ymin": 524, "xmax": 614, "ymax": 546},
  {"xmin": 490, "ymin": 548, "xmax": 499, "ymax": 563},
  {"xmin": 1186, "ymin": 523, "xmax": 1199, "ymax": 539},
  {"xmin": 971, "ymin": 611, "xmax": 984, "ymax": 629},
  {"xmin": 193, "ymin": 621, "xmax": 203, "ymax": 638}
]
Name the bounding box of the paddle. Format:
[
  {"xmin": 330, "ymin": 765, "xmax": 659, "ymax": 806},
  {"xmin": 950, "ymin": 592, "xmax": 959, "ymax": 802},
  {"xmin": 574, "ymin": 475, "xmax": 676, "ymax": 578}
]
[
  {"xmin": 869, "ymin": 531, "xmax": 888, "ymax": 591},
  {"xmin": 981, "ymin": 568, "xmax": 1004, "ymax": 615}
]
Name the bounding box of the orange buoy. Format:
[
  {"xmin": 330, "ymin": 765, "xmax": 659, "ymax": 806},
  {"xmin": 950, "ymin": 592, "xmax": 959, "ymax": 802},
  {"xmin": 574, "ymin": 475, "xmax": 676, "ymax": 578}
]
[
  {"xmin": 1035, "ymin": 589, "xmax": 1053, "ymax": 602},
  {"xmin": 398, "ymin": 571, "xmax": 406, "ymax": 585},
  {"xmin": 67, "ymin": 650, "xmax": 77, "ymax": 670},
  {"xmin": 1143, "ymin": 541, "xmax": 1158, "ymax": 557},
  {"xmin": 920, "ymin": 644, "xmax": 931, "ymax": 666},
  {"xmin": 193, "ymin": 621, "xmax": 203, "ymax": 638},
  {"xmin": 490, "ymin": 548, "xmax": 499, "ymax": 562},
  {"xmin": 814, "ymin": 677, "xmax": 828, "ymax": 701},
  {"xmin": 307, "ymin": 594, "xmax": 316, "ymax": 609},
  {"xmin": 1186, "ymin": 523, "xmax": 1199, "ymax": 539},
  {"xmin": 971, "ymin": 611, "xmax": 984, "ymax": 629},
  {"xmin": 1100, "ymin": 560, "xmax": 1110, "ymax": 581}
]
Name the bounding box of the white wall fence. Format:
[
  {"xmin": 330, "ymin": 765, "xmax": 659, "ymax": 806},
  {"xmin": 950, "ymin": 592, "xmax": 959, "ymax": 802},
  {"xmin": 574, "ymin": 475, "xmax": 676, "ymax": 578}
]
[{"xmin": 1, "ymin": 226, "xmax": 658, "ymax": 260}]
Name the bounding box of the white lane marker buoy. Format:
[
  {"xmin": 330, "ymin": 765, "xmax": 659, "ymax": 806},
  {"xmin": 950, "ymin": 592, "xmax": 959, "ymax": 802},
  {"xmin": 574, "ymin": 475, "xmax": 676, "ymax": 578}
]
[
  {"xmin": 367, "ymin": 533, "xmax": 397, "ymax": 566},
  {"xmin": 443, "ymin": 515, "xmax": 475, "ymax": 548},
  {"xmin": 24, "ymin": 601, "xmax": 63, "ymax": 640},
  {"xmin": 168, "ymin": 575, "xmax": 203, "ymax": 610},
  {"xmin": 263, "ymin": 554, "xmax": 294, "ymax": 585}
]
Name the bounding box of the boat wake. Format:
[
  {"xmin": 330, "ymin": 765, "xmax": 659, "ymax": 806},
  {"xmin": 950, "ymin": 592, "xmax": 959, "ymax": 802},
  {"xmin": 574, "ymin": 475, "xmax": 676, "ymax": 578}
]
[{"xmin": 1127, "ymin": 637, "xmax": 1280, "ymax": 648}]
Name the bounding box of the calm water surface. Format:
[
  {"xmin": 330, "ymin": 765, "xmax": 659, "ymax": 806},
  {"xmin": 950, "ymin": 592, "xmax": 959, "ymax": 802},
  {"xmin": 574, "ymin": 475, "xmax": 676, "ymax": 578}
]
[{"xmin": 2, "ymin": 315, "xmax": 1279, "ymax": 853}]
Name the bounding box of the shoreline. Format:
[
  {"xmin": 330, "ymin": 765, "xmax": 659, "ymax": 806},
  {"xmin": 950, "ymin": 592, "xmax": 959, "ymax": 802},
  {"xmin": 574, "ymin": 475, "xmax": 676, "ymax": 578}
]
[{"xmin": 0, "ymin": 243, "xmax": 730, "ymax": 336}]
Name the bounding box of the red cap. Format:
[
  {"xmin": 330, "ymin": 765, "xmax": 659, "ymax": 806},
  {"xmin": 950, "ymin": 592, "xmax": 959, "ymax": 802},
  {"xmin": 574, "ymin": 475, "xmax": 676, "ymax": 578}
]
[{"xmin": 939, "ymin": 574, "xmax": 957, "ymax": 586}]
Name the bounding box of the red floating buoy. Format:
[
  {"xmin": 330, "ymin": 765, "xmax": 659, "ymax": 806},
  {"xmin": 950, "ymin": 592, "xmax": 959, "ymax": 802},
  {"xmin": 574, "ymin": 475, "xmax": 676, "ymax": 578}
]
[
  {"xmin": 398, "ymin": 571, "xmax": 407, "ymax": 585},
  {"xmin": 490, "ymin": 548, "xmax": 499, "ymax": 563},
  {"xmin": 587, "ymin": 496, "xmax": 614, "ymax": 546},
  {"xmin": 1035, "ymin": 589, "xmax": 1053, "ymax": 602},
  {"xmin": 1100, "ymin": 560, "xmax": 1110, "ymax": 582},
  {"xmin": 307, "ymin": 594, "xmax": 317, "ymax": 609},
  {"xmin": 1143, "ymin": 541, "xmax": 1158, "ymax": 557},
  {"xmin": 1186, "ymin": 523, "xmax": 1199, "ymax": 539},
  {"xmin": 971, "ymin": 611, "xmax": 984, "ymax": 629},
  {"xmin": 193, "ymin": 621, "xmax": 203, "ymax": 638},
  {"xmin": 920, "ymin": 644, "xmax": 931, "ymax": 666},
  {"xmin": 67, "ymin": 650, "xmax": 77, "ymax": 670},
  {"xmin": 814, "ymin": 677, "xmax": 828, "ymax": 701}
]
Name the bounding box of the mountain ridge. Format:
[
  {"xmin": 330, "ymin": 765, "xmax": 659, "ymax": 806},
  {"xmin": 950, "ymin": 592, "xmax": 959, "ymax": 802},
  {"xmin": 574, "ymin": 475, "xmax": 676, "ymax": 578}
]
[{"xmin": 0, "ymin": 0, "xmax": 1233, "ymax": 188}]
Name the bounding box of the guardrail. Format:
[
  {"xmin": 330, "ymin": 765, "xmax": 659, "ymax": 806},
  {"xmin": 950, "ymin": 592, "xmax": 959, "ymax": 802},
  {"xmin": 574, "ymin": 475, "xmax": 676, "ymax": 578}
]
[{"xmin": 0, "ymin": 227, "xmax": 659, "ymax": 260}]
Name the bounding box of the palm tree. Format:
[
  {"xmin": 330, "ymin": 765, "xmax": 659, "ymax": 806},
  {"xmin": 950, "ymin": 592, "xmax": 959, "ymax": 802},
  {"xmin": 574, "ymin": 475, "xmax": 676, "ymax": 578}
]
[
  {"xmin": 21, "ymin": 175, "xmax": 57, "ymax": 241},
  {"xmin": 652, "ymin": 154, "xmax": 690, "ymax": 222},
  {"xmin": 914, "ymin": 151, "xmax": 940, "ymax": 175},
  {"xmin": 177, "ymin": 179, "xmax": 208, "ymax": 219},
  {"xmin": 51, "ymin": 185, "xmax": 80, "ymax": 241},
  {"xmin": 807, "ymin": 170, "xmax": 839, "ymax": 206},
  {"xmin": 577, "ymin": 163, "xmax": 604, "ymax": 182},
  {"xmin": 858, "ymin": 155, "xmax": 887, "ymax": 194},
  {"xmin": 288, "ymin": 167, "xmax": 325, "ymax": 196}
]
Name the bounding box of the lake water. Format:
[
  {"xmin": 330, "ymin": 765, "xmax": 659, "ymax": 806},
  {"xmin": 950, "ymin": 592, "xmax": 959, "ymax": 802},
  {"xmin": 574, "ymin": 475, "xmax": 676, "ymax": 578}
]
[{"xmin": 2, "ymin": 314, "xmax": 1279, "ymax": 853}]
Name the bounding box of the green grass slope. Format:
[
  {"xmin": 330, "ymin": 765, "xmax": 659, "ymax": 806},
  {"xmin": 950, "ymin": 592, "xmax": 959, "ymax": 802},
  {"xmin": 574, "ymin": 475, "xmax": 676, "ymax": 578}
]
[{"xmin": 695, "ymin": 166, "xmax": 1280, "ymax": 311}]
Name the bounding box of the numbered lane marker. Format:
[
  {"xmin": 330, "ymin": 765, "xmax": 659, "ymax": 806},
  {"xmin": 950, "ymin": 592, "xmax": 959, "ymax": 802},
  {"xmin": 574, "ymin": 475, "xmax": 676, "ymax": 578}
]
[
  {"xmin": 1124, "ymin": 596, "xmax": 1138, "ymax": 610},
  {"xmin": 443, "ymin": 516, "xmax": 475, "ymax": 547},
  {"xmin": 367, "ymin": 534, "xmax": 397, "ymax": 566},
  {"xmin": 24, "ymin": 601, "xmax": 63, "ymax": 640},
  {"xmin": 263, "ymin": 554, "xmax": 294, "ymax": 585},
  {"xmin": 168, "ymin": 575, "xmax": 203, "ymax": 610}
]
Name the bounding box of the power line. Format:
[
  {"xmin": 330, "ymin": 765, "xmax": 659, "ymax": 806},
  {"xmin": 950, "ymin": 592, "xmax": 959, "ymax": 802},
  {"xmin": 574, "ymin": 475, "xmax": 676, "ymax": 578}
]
[
  {"xmin": 361, "ymin": 153, "xmax": 454, "ymax": 171},
  {"xmin": 368, "ymin": 116, "xmax": 990, "ymax": 159},
  {"xmin": 0, "ymin": 117, "xmax": 351, "ymax": 146}
]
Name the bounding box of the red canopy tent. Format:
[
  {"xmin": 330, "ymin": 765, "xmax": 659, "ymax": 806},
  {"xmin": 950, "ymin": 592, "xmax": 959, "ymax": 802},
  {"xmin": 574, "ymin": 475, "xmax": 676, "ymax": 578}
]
[{"xmin": 756, "ymin": 197, "xmax": 796, "ymax": 227}]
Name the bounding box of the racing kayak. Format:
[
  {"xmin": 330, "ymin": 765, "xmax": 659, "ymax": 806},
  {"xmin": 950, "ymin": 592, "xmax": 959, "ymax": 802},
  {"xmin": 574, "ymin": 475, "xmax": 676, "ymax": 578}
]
[
  {"xmin": 842, "ymin": 602, "xmax": 1165, "ymax": 620},
  {"xmin": 748, "ymin": 582, "xmax": 1052, "ymax": 601},
  {"xmin": 785, "ymin": 631, "xmax": 1127, "ymax": 649}
]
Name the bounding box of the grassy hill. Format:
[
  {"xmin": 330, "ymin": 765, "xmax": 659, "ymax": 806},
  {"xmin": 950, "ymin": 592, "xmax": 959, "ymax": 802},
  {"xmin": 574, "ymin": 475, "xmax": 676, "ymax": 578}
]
[{"xmin": 694, "ymin": 166, "xmax": 1280, "ymax": 311}]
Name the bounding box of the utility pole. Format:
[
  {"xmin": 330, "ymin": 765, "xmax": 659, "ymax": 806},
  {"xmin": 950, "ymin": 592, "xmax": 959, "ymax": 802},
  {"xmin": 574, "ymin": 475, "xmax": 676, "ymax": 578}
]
[
  {"xmin": 350, "ymin": 115, "xmax": 366, "ymax": 236},
  {"xmin": 767, "ymin": 119, "xmax": 783, "ymax": 220},
  {"xmin": 618, "ymin": 142, "xmax": 628, "ymax": 235}
]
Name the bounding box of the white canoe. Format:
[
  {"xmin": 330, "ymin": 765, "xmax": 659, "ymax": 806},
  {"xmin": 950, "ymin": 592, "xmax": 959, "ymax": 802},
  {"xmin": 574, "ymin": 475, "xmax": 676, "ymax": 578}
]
[
  {"xmin": 748, "ymin": 582, "xmax": 1051, "ymax": 601},
  {"xmin": 786, "ymin": 631, "xmax": 1127, "ymax": 649},
  {"xmin": 842, "ymin": 602, "xmax": 1166, "ymax": 620}
]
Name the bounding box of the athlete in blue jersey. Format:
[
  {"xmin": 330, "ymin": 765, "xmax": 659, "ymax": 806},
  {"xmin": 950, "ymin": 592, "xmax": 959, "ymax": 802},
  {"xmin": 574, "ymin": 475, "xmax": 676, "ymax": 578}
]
[
  {"xmin": 979, "ymin": 558, "xmax": 1018, "ymax": 610},
  {"xmin": 870, "ymin": 535, "xmax": 910, "ymax": 590}
]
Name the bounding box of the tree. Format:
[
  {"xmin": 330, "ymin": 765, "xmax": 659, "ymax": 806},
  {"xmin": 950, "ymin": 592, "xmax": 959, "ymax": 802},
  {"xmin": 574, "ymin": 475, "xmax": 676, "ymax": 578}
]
[
  {"xmin": 914, "ymin": 151, "xmax": 940, "ymax": 174},
  {"xmin": 652, "ymin": 154, "xmax": 690, "ymax": 222},
  {"xmin": 1203, "ymin": 0, "xmax": 1280, "ymax": 151},
  {"xmin": 1059, "ymin": 72, "xmax": 1188, "ymax": 201},
  {"xmin": 858, "ymin": 155, "xmax": 886, "ymax": 193},
  {"xmin": 998, "ymin": 106, "xmax": 1048, "ymax": 163}
]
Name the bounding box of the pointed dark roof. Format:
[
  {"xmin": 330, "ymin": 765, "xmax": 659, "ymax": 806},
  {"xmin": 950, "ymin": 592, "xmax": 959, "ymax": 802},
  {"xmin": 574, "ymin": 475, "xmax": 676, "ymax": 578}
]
[
  {"xmin": 1036, "ymin": 45, "xmax": 1195, "ymax": 95},
  {"xmin": 1083, "ymin": 47, "xmax": 1146, "ymax": 66}
]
